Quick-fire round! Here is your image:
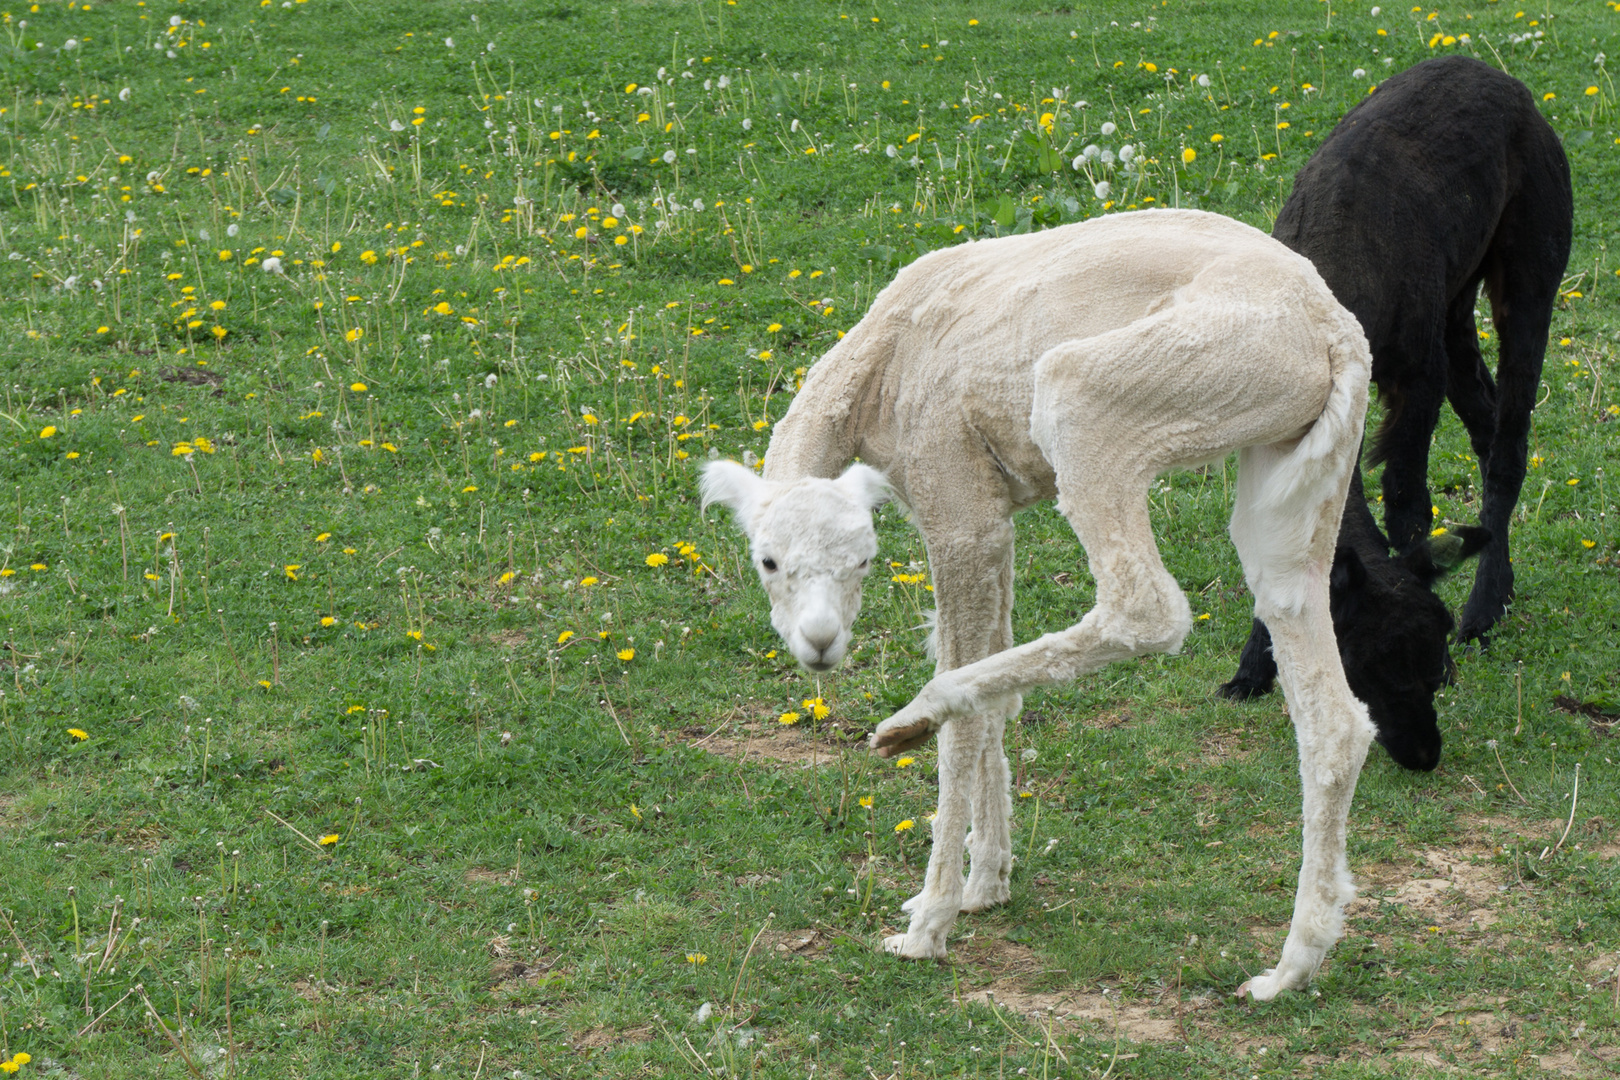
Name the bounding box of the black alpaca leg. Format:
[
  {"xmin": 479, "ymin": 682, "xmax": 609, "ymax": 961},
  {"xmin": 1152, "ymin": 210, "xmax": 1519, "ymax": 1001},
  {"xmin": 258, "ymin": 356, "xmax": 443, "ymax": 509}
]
[
  {"xmin": 1373, "ymin": 335, "xmax": 1448, "ymax": 555},
  {"xmin": 1220, "ymin": 618, "xmax": 1278, "ymax": 699},
  {"xmin": 1459, "ymin": 178, "xmax": 1571, "ymax": 643}
]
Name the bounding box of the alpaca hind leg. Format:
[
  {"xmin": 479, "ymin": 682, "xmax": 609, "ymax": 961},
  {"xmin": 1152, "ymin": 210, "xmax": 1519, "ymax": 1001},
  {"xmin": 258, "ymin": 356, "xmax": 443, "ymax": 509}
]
[{"xmin": 1229, "ymin": 443, "xmax": 1375, "ymax": 999}]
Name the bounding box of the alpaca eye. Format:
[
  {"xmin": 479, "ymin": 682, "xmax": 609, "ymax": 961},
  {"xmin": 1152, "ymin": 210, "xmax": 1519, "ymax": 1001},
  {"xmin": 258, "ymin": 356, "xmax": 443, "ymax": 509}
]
[
  {"xmin": 858, "ymin": 559, "xmax": 869, "ymax": 570},
  {"xmin": 761, "ymin": 558, "xmax": 777, "ymax": 572}
]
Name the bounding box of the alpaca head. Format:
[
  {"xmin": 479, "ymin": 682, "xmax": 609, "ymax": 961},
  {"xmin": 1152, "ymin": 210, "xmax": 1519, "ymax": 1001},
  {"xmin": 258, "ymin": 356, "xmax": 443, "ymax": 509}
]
[
  {"xmin": 1331, "ymin": 525, "xmax": 1490, "ymax": 772},
  {"xmin": 701, "ymin": 461, "xmax": 889, "ymax": 672}
]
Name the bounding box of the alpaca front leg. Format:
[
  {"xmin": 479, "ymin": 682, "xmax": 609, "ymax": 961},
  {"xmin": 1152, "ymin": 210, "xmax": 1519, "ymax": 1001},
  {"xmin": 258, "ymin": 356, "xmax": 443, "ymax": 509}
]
[
  {"xmin": 962, "ymin": 699, "xmax": 1016, "ymax": 911},
  {"xmin": 870, "ymin": 669, "xmax": 978, "ymax": 758},
  {"xmin": 884, "ymin": 715, "xmax": 983, "ymax": 958}
]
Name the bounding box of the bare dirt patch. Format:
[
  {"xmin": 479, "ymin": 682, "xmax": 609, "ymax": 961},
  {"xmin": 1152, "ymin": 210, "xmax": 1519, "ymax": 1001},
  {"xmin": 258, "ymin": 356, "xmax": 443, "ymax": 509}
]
[
  {"xmin": 487, "ymin": 934, "xmax": 563, "ymax": 993},
  {"xmin": 759, "ymin": 928, "xmax": 832, "ymax": 961},
  {"xmin": 488, "ymin": 629, "xmax": 528, "ymax": 648},
  {"xmin": 573, "ymin": 1025, "xmax": 653, "ymax": 1051},
  {"xmin": 464, "ymin": 867, "xmax": 519, "ymax": 887},
  {"xmin": 159, "ymin": 366, "xmax": 225, "ymax": 394},
  {"xmin": 684, "ymin": 720, "xmax": 862, "ymax": 767},
  {"xmin": 1349, "ymin": 845, "xmax": 1505, "ymax": 933},
  {"xmin": 969, "ymin": 983, "xmax": 1183, "ymax": 1045},
  {"xmin": 953, "ymin": 937, "xmax": 1184, "ymax": 1046},
  {"xmin": 1196, "ymin": 729, "xmax": 1257, "ymax": 766}
]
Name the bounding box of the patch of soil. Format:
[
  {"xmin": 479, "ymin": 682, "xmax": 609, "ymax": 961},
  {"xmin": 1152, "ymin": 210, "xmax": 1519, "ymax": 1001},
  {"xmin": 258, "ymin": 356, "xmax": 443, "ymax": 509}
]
[
  {"xmin": 488, "ymin": 934, "xmax": 562, "ymax": 992},
  {"xmin": 953, "ymin": 936, "xmax": 1184, "ymax": 1045},
  {"xmin": 759, "ymin": 928, "xmax": 831, "ymax": 961},
  {"xmin": 684, "ymin": 720, "xmax": 861, "ymax": 767},
  {"xmin": 464, "ymin": 867, "xmax": 518, "ymax": 887},
  {"xmin": 573, "ymin": 1025, "xmax": 652, "ymax": 1051},
  {"xmin": 488, "ymin": 629, "xmax": 528, "ymax": 648},
  {"xmin": 954, "ymin": 935, "xmax": 1044, "ymax": 979},
  {"xmin": 159, "ymin": 366, "xmax": 225, "ymax": 395},
  {"xmin": 1082, "ymin": 708, "xmax": 1139, "ymax": 731},
  {"xmin": 1350, "ymin": 847, "xmax": 1503, "ymax": 931},
  {"xmin": 1196, "ymin": 729, "xmax": 1255, "ymax": 766},
  {"xmin": 1552, "ymin": 694, "xmax": 1620, "ymax": 737},
  {"xmin": 969, "ymin": 983, "xmax": 1183, "ymax": 1044}
]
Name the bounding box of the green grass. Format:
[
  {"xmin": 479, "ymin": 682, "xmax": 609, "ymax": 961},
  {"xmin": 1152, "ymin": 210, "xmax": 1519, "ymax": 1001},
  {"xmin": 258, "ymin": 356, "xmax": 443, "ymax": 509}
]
[{"xmin": 0, "ymin": 0, "xmax": 1616, "ymax": 1075}]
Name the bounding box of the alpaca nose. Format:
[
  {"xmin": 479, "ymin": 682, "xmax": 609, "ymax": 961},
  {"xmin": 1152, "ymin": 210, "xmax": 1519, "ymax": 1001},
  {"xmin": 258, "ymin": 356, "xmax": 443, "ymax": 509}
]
[{"xmin": 803, "ymin": 627, "xmax": 838, "ymax": 657}]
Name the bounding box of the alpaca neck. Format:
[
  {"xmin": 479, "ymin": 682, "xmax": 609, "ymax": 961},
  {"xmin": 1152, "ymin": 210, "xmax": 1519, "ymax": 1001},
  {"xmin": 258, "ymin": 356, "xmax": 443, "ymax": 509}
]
[
  {"xmin": 762, "ymin": 405, "xmax": 858, "ymax": 482},
  {"xmin": 762, "ymin": 337, "xmax": 882, "ymax": 482}
]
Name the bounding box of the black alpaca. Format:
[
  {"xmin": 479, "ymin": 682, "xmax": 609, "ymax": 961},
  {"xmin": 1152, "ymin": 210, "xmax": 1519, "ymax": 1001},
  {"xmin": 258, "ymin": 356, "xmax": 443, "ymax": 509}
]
[{"xmin": 1221, "ymin": 56, "xmax": 1572, "ymax": 771}]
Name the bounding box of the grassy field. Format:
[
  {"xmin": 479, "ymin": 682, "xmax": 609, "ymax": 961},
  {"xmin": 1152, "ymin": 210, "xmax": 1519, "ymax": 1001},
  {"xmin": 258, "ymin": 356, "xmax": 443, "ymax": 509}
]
[{"xmin": 0, "ymin": 0, "xmax": 1617, "ymax": 1075}]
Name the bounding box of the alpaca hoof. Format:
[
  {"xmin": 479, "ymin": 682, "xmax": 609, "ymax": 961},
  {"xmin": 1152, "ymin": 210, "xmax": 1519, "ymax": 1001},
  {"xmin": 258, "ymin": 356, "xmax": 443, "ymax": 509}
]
[
  {"xmin": 871, "ymin": 712, "xmax": 936, "ymax": 757},
  {"xmin": 1217, "ymin": 675, "xmax": 1273, "ymax": 701},
  {"xmin": 882, "ymin": 932, "xmax": 947, "ymax": 959},
  {"xmin": 961, "ymin": 882, "xmax": 1010, "ymax": 912},
  {"xmin": 1456, "ymin": 619, "xmax": 1493, "ymax": 649},
  {"xmin": 1234, "ymin": 969, "xmax": 1286, "ymax": 1001},
  {"xmin": 1457, "ymin": 600, "xmax": 1503, "ymax": 647}
]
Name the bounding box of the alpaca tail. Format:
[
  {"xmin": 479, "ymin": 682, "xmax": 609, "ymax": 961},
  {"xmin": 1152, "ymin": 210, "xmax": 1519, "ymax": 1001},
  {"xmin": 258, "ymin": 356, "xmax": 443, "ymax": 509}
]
[
  {"xmin": 1229, "ymin": 310, "xmax": 1372, "ymax": 621},
  {"xmin": 1256, "ymin": 314, "xmax": 1372, "ymax": 516}
]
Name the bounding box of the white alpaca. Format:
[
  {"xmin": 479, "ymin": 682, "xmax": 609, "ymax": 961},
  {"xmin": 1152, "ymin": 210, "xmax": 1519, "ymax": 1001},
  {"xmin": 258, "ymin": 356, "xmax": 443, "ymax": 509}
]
[{"xmin": 703, "ymin": 209, "xmax": 1375, "ymax": 1000}]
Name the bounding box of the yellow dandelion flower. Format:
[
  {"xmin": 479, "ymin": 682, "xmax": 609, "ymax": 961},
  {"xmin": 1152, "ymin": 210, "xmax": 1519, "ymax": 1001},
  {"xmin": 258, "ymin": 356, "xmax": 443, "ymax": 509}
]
[
  {"xmin": 580, "ymin": 576, "xmax": 599, "ymax": 586},
  {"xmin": 645, "ymin": 552, "xmax": 670, "ymax": 567},
  {"xmin": 350, "ymin": 382, "xmax": 367, "ymax": 393},
  {"xmin": 39, "ymin": 425, "xmax": 57, "ymax": 438},
  {"xmin": 895, "ymin": 819, "xmax": 915, "ymax": 833},
  {"xmin": 68, "ymin": 728, "xmax": 90, "ymax": 740},
  {"xmin": 1182, "ymin": 147, "xmax": 1196, "ymax": 164},
  {"xmin": 320, "ymin": 616, "xmax": 336, "ymax": 627},
  {"xmin": 557, "ymin": 630, "xmax": 574, "ymax": 644},
  {"xmin": 319, "ymin": 834, "xmax": 339, "ymax": 845},
  {"xmin": 858, "ymin": 795, "xmax": 874, "ymax": 808},
  {"xmin": 778, "ymin": 711, "xmax": 801, "ymax": 725},
  {"xmin": 617, "ymin": 648, "xmax": 635, "ymax": 661},
  {"xmin": 895, "ymin": 756, "xmax": 916, "ymax": 768}
]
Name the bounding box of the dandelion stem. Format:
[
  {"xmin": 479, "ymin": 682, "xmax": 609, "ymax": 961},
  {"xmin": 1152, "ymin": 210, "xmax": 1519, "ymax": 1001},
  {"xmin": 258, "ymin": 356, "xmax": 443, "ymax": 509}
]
[
  {"xmin": 729, "ymin": 914, "xmax": 772, "ymax": 1011},
  {"xmin": 1544, "ymin": 763, "xmax": 1581, "ymax": 860},
  {"xmin": 1491, "ymin": 741, "xmax": 1530, "ymax": 805},
  {"xmin": 137, "ymin": 986, "xmax": 206, "ymax": 1080}
]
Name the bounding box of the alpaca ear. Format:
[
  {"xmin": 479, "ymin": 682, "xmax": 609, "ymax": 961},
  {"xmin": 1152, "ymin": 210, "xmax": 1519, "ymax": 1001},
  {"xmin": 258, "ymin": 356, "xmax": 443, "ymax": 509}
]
[
  {"xmin": 836, "ymin": 462, "xmax": 891, "ymax": 511},
  {"xmin": 701, "ymin": 460, "xmax": 769, "ymax": 528},
  {"xmin": 1403, "ymin": 525, "xmax": 1491, "ymax": 584}
]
